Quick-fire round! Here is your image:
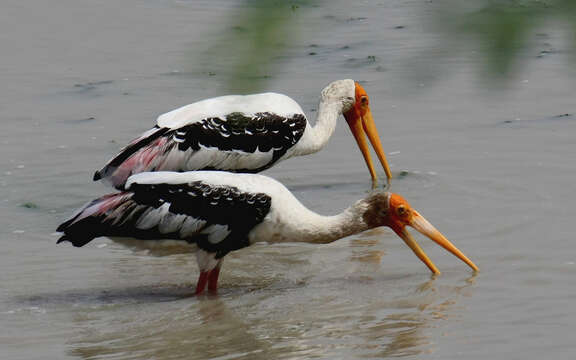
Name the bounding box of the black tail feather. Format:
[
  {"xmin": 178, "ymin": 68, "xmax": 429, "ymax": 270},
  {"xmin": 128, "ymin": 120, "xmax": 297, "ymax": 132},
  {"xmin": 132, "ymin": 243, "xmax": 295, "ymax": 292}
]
[
  {"xmin": 56, "ymin": 216, "xmax": 76, "ymax": 233},
  {"xmin": 56, "ymin": 194, "xmax": 127, "ymax": 248},
  {"xmin": 56, "ymin": 215, "xmax": 103, "ymax": 248},
  {"xmin": 56, "ymin": 234, "xmax": 94, "ymax": 248},
  {"xmin": 93, "ymin": 126, "xmax": 169, "ymax": 184}
]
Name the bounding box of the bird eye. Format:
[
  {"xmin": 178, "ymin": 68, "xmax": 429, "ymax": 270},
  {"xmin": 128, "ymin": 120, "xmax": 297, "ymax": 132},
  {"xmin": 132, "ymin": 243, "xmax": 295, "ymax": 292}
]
[
  {"xmin": 379, "ymin": 209, "xmax": 388, "ymax": 217},
  {"xmin": 397, "ymin": 205, "xmax": 407, "ymax": 216},
  {"xmin": 360, "ymin": 96, "xmax": 369, "ymax": 105}
]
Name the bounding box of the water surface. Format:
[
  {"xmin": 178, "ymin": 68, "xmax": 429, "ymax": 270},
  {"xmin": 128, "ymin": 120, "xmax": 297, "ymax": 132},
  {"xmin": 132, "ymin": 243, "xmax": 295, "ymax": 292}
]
[{"xmin": 2, "ymin": 0, "xmax": 576, "ymax": 359}]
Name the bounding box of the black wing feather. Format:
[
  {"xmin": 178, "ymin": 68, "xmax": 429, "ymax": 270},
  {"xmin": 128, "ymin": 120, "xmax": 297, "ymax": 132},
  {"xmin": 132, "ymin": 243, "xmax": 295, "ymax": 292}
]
[
  {"xmin": 57, "ymin": 181, "xmax": 272, "ymax": 257},
  {"xmin": 173, "ymin": 112, "xmax": 306, "ymax": 170},
  {"xmin": 94, "ymin": 112, "xmax": 307, "ymax": 188},
  {"xmin": 93, "ymin": 126, "xmax": 169, "ymax": 181}
]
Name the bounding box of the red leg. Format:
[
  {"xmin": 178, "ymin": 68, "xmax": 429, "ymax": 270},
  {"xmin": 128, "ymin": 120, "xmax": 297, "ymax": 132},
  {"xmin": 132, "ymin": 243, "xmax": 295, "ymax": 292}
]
[
  {"xmin": 207, "ymin": 265, "xmax": 221, "ymax": 294},
  {"xmin": 195, "ymin": 271, "xmax": 209, "ymax": 295}
]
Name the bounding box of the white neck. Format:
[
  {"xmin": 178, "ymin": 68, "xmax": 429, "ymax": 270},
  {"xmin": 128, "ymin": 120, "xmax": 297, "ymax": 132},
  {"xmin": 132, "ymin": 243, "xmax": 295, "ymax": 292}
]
[
  {"xmin": 251, "ymin": 199, "xmax": 371, "ymax": 245},
  {"xmin": 293, "ymin": 100, "xmax": 343, "ymax": 156},
  {"xmin": 301, "ymin": 203, "xmax": 371, "ymax": 244}
]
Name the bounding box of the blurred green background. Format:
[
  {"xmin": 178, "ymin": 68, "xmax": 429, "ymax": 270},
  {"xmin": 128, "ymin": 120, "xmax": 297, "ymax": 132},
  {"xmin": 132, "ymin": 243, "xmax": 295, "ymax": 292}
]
[{"xmin": 201, "ymin": 0, "xmax": 576, "ymax": 93}]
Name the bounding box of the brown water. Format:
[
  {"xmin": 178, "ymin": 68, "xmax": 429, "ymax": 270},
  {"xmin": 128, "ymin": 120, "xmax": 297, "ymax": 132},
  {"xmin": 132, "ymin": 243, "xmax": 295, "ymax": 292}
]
[{"xmin": 2, "ymin": 1, "xmax": 576, "ymax": 359}]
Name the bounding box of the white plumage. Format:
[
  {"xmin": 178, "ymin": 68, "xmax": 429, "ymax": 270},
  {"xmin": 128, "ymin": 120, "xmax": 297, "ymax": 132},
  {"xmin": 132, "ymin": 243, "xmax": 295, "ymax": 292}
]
[
  {"xmin": 157, "ymin": 93, "xmax": 304, "ymax": 129},
  {"xmin": 58, "ymin": 171, "xmax": 478, "ymax": 295},
  {"xmin": 93, "ymin": 80, "xmax": 392, "ymax": 189}
]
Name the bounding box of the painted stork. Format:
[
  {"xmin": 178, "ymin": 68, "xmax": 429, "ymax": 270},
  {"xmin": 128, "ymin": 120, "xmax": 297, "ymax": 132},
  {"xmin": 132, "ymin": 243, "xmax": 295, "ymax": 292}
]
[
  {"xmin": 57, "ymin": 171, "xmax": 478, "ymax": 295},
  {"xmin": 93, "ymin": 79, "xmax": 392, "ymax": 189}
]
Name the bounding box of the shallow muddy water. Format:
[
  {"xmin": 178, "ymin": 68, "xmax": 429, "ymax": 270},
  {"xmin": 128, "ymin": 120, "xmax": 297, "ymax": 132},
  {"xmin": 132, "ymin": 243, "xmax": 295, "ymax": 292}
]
[{"xmin": 2, "ymin": 0, "xmax": 576, "ymax": 359}]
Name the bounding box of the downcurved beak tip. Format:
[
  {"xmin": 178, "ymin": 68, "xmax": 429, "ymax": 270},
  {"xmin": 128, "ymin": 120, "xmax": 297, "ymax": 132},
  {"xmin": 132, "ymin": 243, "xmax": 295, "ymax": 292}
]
[{"xmin": 411, "ymin": 211, "xmax": 478, "ymax": 273}]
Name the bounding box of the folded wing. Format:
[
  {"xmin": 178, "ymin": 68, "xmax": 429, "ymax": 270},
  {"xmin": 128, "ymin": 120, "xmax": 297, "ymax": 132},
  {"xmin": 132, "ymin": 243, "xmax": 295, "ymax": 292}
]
[
  {"xmin": 94, "ymin": 112, "xmax": 307, "ymax": 189},
  {"xmin": 57, "ymin": 179, "xmax": 272, "ymax": 258}
]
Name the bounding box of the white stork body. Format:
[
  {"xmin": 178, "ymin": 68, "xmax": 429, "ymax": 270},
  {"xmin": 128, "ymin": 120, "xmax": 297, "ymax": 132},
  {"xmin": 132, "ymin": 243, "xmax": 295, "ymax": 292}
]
[
  {"xmin": 58, "ymin": 172, "xmax": 478, "ymax": 295},
  {"xmin": 93, "ymin": 80, "xmax": 392, "ymax": 189},
  {"xmin": 124, "ymin": 171, "xmax": 365, "ymax": 245},
  {"xmin": 156, "ymin": 92, "xmax": 303, "ymax": 129}
]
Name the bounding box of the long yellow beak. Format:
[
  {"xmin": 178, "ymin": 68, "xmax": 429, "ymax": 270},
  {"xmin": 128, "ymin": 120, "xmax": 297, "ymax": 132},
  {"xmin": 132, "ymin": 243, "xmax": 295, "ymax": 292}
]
[
  {"xmin": 397, "ymin": 211, "xmax": 479, "ymax": 274},
  {"xmin": 345, "ymin": 108, "xmax": 392, "ymax": 185},
  {"xmin": 397, "ymin": 227, "xmax": 441, "ymax": 274}
]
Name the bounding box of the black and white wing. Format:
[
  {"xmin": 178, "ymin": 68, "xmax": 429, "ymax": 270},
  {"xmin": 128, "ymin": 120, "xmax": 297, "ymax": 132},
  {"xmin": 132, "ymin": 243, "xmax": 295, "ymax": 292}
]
[
  {"xmin": 94, "ymin": 93, "xmax": 308, "ymax": 189},
  {"xmin": 57, "ymin": 176, "xmax": 272, "ymax": 258}
]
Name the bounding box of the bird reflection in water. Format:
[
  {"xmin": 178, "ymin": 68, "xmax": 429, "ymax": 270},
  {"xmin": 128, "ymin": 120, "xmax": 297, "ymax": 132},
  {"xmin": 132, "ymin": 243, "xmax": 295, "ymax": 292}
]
[
  {"xmin": 63, "ymin": 267, "xmax": 476, "ymax": 360},
  {"xmin": 345, "ymin": 234, "xmax": 477, "ymax": 357},
  {"xmin": 328, "ymin": 274, "xmax": 477, "ymax": 358},
  {"xmin": 349, "ymin": 229, "xmax": 388, "ymax": 264}
]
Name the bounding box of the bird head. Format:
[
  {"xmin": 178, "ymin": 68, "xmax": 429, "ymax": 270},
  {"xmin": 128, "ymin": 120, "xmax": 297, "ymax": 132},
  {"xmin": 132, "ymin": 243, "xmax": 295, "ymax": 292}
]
[
  {"xmin": 363, "ymin": 192, "xmax": 479, "ymax": 274},
  {"xmin": 322, "ymin": 80, "xmax": 392, "ymax": 185}
]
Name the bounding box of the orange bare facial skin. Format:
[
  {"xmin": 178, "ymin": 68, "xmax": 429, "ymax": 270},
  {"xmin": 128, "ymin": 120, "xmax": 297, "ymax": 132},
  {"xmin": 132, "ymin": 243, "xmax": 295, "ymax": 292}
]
[
  {"xmin": 385, "ymin": 192, "xmax": 479, "ymax": 273},
  {"xmin": 343, "ymin": 82, "xmax": 392, "ymax": 184},
  {"xmin": 354, "ymin": 82, "xmax": 370, "ymax": 115},
  {"xmin": 387, "ymin": 193, "xmax": 412, "ymax": 227}
]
